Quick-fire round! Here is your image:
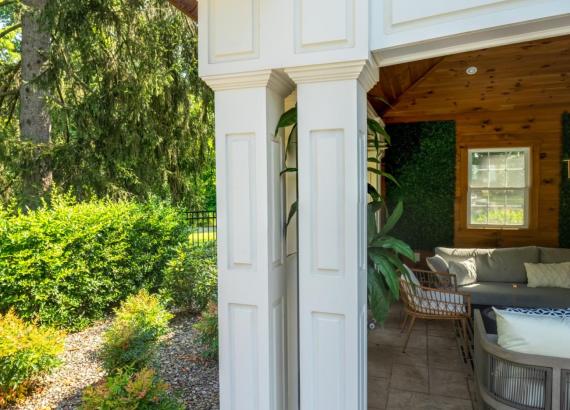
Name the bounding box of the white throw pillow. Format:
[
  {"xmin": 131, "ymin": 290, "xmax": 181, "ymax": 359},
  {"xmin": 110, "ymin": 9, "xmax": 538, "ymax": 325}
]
[
  {"xmin": 448, "ymin": 258, "xmax": 478, "ymax": 286},
  {"xmin": 493, "ymin": 308, "xmax": 570, "ymax": 359},
  {"xmin": 524, "ymin": 262, "xmax": 570, "ymax": 289}
]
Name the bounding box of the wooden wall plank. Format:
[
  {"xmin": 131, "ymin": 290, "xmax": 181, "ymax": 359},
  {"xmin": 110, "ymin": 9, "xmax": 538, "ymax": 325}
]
[
  {"xmin": 454, "ymin": 108, "xmax": 563, "ymax": 248},
  {"xmin": 373, "ymin": 35, "xmax": 570, "ymax": 249}
]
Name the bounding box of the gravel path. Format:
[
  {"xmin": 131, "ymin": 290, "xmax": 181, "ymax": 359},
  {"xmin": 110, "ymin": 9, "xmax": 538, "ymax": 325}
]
[
  {"xmin": 8, "ymin": 313, "xmax": 219, "ymax": 410},
  {"xmin": 157, "ymin": 313, "xmax": 219, "ymax": 410},
  {"xmin": 10, "ymin": 321, "xmax": 110, "ymax": 410}
]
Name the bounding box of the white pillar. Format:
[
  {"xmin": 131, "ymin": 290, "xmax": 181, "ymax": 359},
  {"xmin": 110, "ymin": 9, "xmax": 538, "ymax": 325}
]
[
  {"xmin": 286, "ymin": 60, "xmax": 378, "ymax": 410},
  {"xmin": 205, "ymin": 70, "xmax": 294, "ymax": 410}
]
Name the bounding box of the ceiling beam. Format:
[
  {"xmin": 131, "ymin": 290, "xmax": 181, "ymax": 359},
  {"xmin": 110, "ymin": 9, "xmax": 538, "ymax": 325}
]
[{"xmin": 382, "ymin": 57, "xmax": 444, "ymax": 116}]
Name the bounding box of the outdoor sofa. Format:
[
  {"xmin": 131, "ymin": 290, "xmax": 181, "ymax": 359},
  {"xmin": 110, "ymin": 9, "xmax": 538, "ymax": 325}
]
[
  {"xmin": 474, "ymin": 308, "xmax": 570, "ymax": 410},
  {"xmin": 427, "ymin": 246, "xmax": 570, "ymax": 309}
]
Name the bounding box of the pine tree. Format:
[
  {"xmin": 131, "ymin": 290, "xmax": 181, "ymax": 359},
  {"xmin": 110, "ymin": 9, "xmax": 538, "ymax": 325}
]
[{"xmin": 0, "ymin": 0, "xmax": 214, "ymax": 208}]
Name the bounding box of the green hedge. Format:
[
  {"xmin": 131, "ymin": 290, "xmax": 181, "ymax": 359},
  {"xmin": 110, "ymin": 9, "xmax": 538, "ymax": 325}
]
[
  {"xmin": 0, "ymin": 197, "xmax": 188, "ymax": 330},
  {"xmin": 561, "ymin": 112, "xmax": 570, "ymax": 248},
  {"xmin": 384, "ymin": 121, "xmax": 456, "ymax": 251}
]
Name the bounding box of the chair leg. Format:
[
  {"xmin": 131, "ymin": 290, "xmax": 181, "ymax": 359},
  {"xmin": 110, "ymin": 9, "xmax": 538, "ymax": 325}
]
[
  {"xmin": 400, "ymin": 312, "xmax": 409, "ymax": 334},
  {"xmin": 459, "ymin": 318, "xmax": 471, "ymax": 364},
  {"xmin": 402, "ymin": 316, "xmax": 416, "ymax": 353}
]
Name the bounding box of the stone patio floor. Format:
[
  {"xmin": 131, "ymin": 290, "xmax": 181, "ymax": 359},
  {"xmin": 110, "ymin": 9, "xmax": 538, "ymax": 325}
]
[{"xmin": 368, "ymin": 303, "xmax": 476, "ymax": 410}]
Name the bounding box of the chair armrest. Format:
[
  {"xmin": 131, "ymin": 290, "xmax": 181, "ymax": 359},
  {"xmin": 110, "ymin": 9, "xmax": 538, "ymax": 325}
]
[{"xmin": 413, "ymin": 268, "xmax": 458, "ymax": 291}]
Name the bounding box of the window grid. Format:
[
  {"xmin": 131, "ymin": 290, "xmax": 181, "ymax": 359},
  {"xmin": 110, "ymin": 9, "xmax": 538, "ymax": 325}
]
[{"xmin": 468, "ymin": 148, "xmax": 530, "ymax": 229}]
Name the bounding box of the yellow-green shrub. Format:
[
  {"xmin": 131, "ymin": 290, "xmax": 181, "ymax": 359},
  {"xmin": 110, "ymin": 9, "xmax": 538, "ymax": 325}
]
[
  {"xmin": 81, "ymin": 368, "xmax": 184, "ymax": 410},
  {"xmin": 0, "ymin": 196, "xmax": 188, "ymax": 330},
  {"xmin": 101, "ymin": 290, "xmax": 173, "ymax": 373},
  {"xmin": 0, "ymin": 310, "xmax": 65, "ymax": 406},
  {"xmin": 162, "ymin": 241, "xmax": 217, "ymax": 312},
  {"xmin": 194, "ymin": 302, "xmax": 218, "ymax": 360}
]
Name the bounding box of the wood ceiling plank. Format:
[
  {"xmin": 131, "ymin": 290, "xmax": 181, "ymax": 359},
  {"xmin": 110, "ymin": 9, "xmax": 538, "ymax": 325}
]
[{"xmin": 372, "ymin": 34, "xmax": 570, "ymax": 121}]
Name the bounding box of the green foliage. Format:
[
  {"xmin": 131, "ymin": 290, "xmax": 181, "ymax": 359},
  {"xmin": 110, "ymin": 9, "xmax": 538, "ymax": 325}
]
[
  {"xmin": 161, "ymin": 241, "xmax": 217, "ymax": 313},
  {"xmin": 101, "ymin": 290, "xmax": 173, "ymax": 373},
  {"xmin": 194, "ymin": 302, "xmax": 219, "ymax": 360},
  {"xmin": 0, "ymin": 0, "xmax": 215, "ymax": 209},
  {"xmin": 0, "ymin": 1, "xmax": 22, "ymax": 204},
  {"xmin": 561, "ymin": 112, "xmax": 570, "ymax": 248},
  {"xmin": 0, "ymin": 194, "xmax": 188, "ymax": 330},
  {"xmin": 81, "ymin": 367, "xmax": 184, "ymax": 410},
  {"xmin": 0, "ymin": 309, "xmax": 65, "ymax": 407},
  {"xmin": 472, "ymin": 208, "xmax": 524, "ymax": 225},
  {"xmin": 275, "ymin": 108, "xmax": 415, "ymax": 324},
  {"xmin": 0, "ymin": 1, "xmax": 21, "ymax": 64},
  {"xmin": 367, "ymin": 191, "xmax": 416, "ymax": 323},
  {"xmin": 384, "ymin": 121, "xmax": 456, "ymax": 250}
]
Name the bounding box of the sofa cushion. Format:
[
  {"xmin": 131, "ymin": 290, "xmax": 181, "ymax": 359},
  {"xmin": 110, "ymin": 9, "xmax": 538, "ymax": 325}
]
[
  {"xmin": 494, "ymin": 308, "xmax": 570, "ymax": 359},
  {"xmin": 539, "ymin": 247, "xmax": 570, "ymax": 264},
  {"xmin": 426, "ymin": 255, "xmax": 449, "ymax": 273},
  {"xmin": 525, "ymin": 262, "xmax": 570, "ymax": 289},
  {"xmin": 479, "ymin": 307, "xmax": 570, "ymax": 335},
  {"xmin": 504, "ymin": 307, "xmax": 570, "ymax": 317},
  {"xmin": 435, "ymin": 247, "xmax": 493, "ymax": 265},
  {"xmin": 459, "ymin": 282, "xmax": 570, "ymax": 309},
  {"xmin": 475, "ymin": 247, "xmax": 539, "ymax": 283},
  {"xmin": 449, "ymin": 258, "xmax": 478, "ymax": 286},
  {"xmin": 418, "ymin": 289, "xmax": 466, "ymax": 314}
]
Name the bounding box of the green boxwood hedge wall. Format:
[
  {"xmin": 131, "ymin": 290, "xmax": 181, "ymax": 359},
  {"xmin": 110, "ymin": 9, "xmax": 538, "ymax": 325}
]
[
  {"xmin": 560, "ymin": 112, "xmax": 570, "ymax": 248},
  {"xmin": 384, "ymin": 121, "xmax": 456, "ymax": 251}
]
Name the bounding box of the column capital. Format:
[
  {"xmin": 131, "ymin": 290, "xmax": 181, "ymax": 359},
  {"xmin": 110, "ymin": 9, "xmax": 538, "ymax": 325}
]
[
  {"xmin": 202, "ymin": 69, "xmax": 295, "ymax": 96},
  {"xmin": 285, "ymin": 59, "xmax": 379, "ymax": 91}
]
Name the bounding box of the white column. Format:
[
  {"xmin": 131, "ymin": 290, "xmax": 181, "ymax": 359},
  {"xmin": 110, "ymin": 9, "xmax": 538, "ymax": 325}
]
[
  {"xmin": 205, "ymin": 70, "xmax": 294, "ymax": 410},
  {"xmin": 286, "ymin": 60, "xmax": 378, "ymax": 410}
]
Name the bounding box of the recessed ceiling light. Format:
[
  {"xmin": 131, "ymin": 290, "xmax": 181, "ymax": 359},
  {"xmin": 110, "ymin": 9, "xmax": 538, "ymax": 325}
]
[{"xmin": 466, "ymin": 66, "xmax": 478, "ymax": 75}]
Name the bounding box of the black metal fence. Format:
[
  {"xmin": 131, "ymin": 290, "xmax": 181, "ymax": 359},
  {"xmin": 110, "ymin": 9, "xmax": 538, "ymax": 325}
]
[{"xmin": 188, "ymin": 210, "xmax": 217, "ymax": 244}]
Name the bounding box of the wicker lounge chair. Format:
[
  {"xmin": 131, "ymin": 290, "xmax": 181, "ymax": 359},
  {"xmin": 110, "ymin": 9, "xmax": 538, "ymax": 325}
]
[{"xmin": 400, "ymin": 268, "xmax": 472, "ymax": 359}]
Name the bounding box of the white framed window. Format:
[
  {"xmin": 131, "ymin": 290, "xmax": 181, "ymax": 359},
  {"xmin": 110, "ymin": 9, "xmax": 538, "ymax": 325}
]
[{"xmin": 468, "ymin": 147, "xmax": 530, "ymax": 229}]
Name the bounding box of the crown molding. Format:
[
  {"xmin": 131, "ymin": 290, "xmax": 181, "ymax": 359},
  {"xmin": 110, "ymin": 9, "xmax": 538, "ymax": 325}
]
[
  {"xmin": 202, "ymin": 69, "xmax": 295, "ymax": 96},
  {"xmin": 285, "ymin": 59, "xmax": 379, "ymax": 91},
  {"xmin": 267, "ymin": 70, "xmax": 296, "ymax": 97}
]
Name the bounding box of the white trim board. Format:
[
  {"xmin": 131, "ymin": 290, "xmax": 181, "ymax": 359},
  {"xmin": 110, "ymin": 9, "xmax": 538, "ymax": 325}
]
[{"xmin": 372, "ymin": 14, "xmax": 570, "ymax": 67}]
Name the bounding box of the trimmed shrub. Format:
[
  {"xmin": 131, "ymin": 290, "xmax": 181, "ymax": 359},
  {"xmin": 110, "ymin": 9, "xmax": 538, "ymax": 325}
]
[
  {"xmin": 162, "ymin": 241, "xmax": 217, "ymax": 312},
  {"xmin": 0, "ymin": 310, "xmax": 65, "ymax": 406},
  {"xmin": 0, "ymin": 196, "xmax": 188, "ymax": 330},
  {"xmin": 81, "ymin": 367, "xmax": 184, "ymax": 410},
  {"xmin": 194, "ymin": 302, "xmax": 218, "ymax": 360},
  {"xmin": 101, "ymin": 290, "xmax": 172, "ymax": 373}
]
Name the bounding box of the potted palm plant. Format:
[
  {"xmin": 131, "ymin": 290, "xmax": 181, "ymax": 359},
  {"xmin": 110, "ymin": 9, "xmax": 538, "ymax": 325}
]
[{"xmin": 276, "ymin": 107, "xmax": 416, "ymax": 325}]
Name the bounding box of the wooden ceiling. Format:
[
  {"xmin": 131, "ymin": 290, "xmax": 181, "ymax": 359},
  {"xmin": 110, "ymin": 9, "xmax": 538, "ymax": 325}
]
[{"xmin": 369, "ymin": 35, "xmax": 570, "ymax": 123}]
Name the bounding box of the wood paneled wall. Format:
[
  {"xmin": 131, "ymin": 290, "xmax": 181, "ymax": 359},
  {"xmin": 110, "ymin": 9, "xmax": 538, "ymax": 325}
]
[
  {"xmin": 454, "ymin": 108, "xmax": 563, "ymax": 248},
  {"xmin": 374, "ymin": 35, "xmax": 570, "ymax": 249}
]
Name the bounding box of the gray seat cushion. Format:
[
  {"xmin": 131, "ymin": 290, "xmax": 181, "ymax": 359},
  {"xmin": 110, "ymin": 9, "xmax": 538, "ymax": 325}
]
[
  {"xmin": 459, "ymin": 282, "xmax": 570, "ymax": 309},
  {"xmin": 474, "ymin": 246, "xmax": 539, "ymax": 283},
  {"xmin": 539, "ymin": 247, "xmax": 570, "ymax": 264}
]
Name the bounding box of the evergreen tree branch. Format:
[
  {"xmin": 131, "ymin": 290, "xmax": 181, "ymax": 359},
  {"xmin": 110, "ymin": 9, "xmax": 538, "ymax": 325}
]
[
  {"xmin": 0, "ymin": 61, "xmax": 21, "ymax": 109},
  {"xmin": 0, "ymin": 0, "xmax": 18, "ymax": 8},
  {"xmin": 5, "ymin": 93, "xmax": 18, "ymax": 125},
  {"xmin": 0, "ymin": 90, "xmax": 19, "ymax": 97},
  {"xmin": 0, "ymin": 22, "xmax": 21, "ymax": 40}
]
